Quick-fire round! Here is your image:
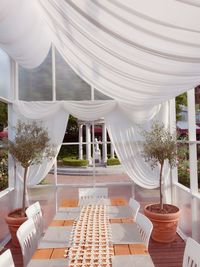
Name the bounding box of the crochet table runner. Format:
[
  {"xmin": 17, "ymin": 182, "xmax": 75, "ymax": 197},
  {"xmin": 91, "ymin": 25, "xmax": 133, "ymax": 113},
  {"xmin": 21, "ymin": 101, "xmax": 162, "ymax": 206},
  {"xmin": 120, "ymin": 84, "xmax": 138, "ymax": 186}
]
[{"xmin": 66, "ymin": 204, "xmax": 113, "ymax": 267}]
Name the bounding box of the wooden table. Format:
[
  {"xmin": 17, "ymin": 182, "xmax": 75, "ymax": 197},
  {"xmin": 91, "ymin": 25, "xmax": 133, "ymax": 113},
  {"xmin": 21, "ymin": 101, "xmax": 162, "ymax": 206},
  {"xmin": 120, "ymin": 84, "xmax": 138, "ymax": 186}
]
[{"xmin": 28, "ymin": 197, "xmax": 154, "ymax": 267}]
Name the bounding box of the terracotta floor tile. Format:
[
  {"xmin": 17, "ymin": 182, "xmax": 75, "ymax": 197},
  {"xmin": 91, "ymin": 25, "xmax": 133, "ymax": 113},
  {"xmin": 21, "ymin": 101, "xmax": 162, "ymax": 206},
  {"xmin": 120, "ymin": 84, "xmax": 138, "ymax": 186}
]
[
  {"xmin": 121, "ymin": 218, "xmax": 135, "ymax": 223},
  {"xmin": 50, "ymin": 220, "xmax": 65, "ymax": 226},
  {"xmin": 51, "ymin": 248, "xmax": 68, "ymax": 259},
  {"xmin": 60, "ymin": 199, "xmax": 78, "ymax": 207},
  {"xmin": 109, "ymin": 218, "xmax": 122, "ymax": 223},
  {"xmin": 63, "ymin": 220, "xmax": 74, "ymax": 226},
  {"xmin": 32, "ymin": 248, "xmax": 53, "ymax": 259},
  {"xmin": 114, "ymin": 244, "xmax": 130, "ymax": 255},
  {"xmin": 110, "ymin": 197, "xmax": 127, "ymax": 206},
  {"xmin": 129, "ymin": 244, "xmax": 148, "ymax": 254}
]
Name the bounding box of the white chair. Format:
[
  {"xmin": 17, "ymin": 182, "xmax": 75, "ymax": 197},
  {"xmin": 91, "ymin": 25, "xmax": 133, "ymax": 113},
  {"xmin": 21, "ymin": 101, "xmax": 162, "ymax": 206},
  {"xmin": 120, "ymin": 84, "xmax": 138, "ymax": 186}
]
[
  {"xmin": 0, "ymin": 249, "xmax": 15, "ymax": 267},
  {"xmin": 78, "ymin": 187, "xmax": 108, "ymax": 206},
  {"xmin": 136, "ymin": 212, "xmax": 153, "ymax": 249},
  {"xmin": 182, "ymin": 237, "xmax": 200, "ymax": 267},
  {"xmin": 25, "ymin": 201, "xmax": 44, "ymax": 242},
  {"xmin": 17, "ymin": 218, "xmax": 37, "ymax": 267},
  {"xmin": 128, "ymin": 197, "xmax": 140, "ymax": 220}
]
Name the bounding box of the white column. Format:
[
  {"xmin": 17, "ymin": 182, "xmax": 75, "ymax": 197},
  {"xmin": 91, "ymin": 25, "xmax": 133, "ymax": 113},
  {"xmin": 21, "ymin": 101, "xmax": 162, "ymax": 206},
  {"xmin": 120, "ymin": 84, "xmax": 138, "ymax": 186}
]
[
  {"xmin": 169, "ymin": 99, "xmax": 178, "ymax": 205},
  {"xmin": 8, "ymin": 60, "xmax": 18, "ymax": 190},
  {"xmin": 187, "ymin": 89, "xmax": 198, "ymax": 193},
  {"xmin": 79, "ymin": 124, "xmax": 83, "ymax": 160},
  {"xmin": 102, "ymin": 123, "xmax": 107, "ymax": 164},
  {"xmin": 86, "ymin": 123, "xmax": 91, "ymax": 163},
  {"xmin": 111, "ymin": 142, "xmax": 115, "ymax": 158},
  {"xmin": 13, "ymin": 60, "xmax": 18, "ymax": 100},
  {"xmin": 52, "ymin": 44, "xmax": 56, "ymax": 101},
  {"xmin": 187, "ymin": 89, "xmax": 199, "ymax": 240}
]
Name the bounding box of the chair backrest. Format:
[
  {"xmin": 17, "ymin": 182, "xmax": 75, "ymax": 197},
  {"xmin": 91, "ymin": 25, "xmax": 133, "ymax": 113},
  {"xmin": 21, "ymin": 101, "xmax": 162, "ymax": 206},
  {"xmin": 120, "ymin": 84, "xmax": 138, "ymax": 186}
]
[
  {"xmin": 78, "ymin": 187, "xmax": 108, "ymax": 206},
  {"xmin": 128, "ymin": 198, "xmax": 140, "ymax": 220},
  {"xmin": 136, "ymin": 212, "xmax": 153, "ymax": 249},
  {"xmin": 182, "ymin": 237, "xmax": 200, "ymax": 267},
  {"xmin": 0, "ymin": 249, "xmax": 15, "ymax": 267},
  {"xmin": 26, "ymin": 201, "xmax": 43, "ymax": 242},
  {"xmin": 17, "ymin": 218, "xmax": 37, "ymax": 267}
]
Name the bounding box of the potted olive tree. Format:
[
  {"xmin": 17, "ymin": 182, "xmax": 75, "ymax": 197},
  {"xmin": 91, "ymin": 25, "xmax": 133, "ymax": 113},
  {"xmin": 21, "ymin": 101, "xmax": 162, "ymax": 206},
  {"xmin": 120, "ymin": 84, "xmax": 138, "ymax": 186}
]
[
  {"xmin": 142, "ymin": 122, "xmax": 180, "ymax": 243},
  {"xmin": 5, "ymin": 120, "xmax": 55, "ymax": 247}
]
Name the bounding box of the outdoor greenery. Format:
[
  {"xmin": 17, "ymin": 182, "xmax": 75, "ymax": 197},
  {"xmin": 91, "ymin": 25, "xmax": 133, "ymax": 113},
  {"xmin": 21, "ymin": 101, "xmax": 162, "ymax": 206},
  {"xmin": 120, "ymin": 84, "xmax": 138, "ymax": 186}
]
[
  {"xmin": 178, "ymin": 160, "xmax": 190, "ymax": 187},
  {"xmin": 58, "ymin": 145, "xmax": 79, "ymax": 159},
  {"xmin": 178, "ymin": 159, "xmax": 200, "ymax": 189},
  {"xmin": 0, "ymin": 102, "xmax": 7, "ymax": 131},
  {"xmin": 66, "ymin": 115, "xmax": 79, "ymax": 136},
  {"xmin": 142, "ymin": 122, "xmax": 177, "ymax": 210},
  {"xmin": 5, "ymin": 121, "xmax": 55, "ymax": 216},
  {"xmin": 176, "ymin": 92, "xmax": 187, "ymax": 121},
  {"xmin": 62, "ymin": 157, "xmax": 88, "ymax": 167},
  {"xmin": 0, "ymin": 150, "xmax": 8, "ymax": 190},
  {"xmin": 107, "ymin": 158, "xmax": 120, "ymax": 166}
]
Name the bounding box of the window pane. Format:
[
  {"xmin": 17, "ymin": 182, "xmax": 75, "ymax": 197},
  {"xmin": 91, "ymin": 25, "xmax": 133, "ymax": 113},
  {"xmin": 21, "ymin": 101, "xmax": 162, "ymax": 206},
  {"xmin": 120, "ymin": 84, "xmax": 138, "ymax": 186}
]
[
  {"xmin": 94, "ymin": 88, "xmax": 113, "ymax": 100},
  {"xmin": 174, "ymin": 186, "xmax": 192, "ymax": 236},
  {"xmin": 19, "ymin": 49, "xmax": 52, "ymax": 101},
  {"xmin": 0, "ymin": 49, "xmax": 11, "ymax": 100},
  {"xmin": 176, "ymin": 92, "xmax": 188, "ymax": 139},
  {"xmin": 195, "ymin": 85, "xmax": 200, "ymax": 140},
  {"xmin": 177, "ymin": 143, "xmax": 190, "ymax": 188},
  {"xmin": 197, "ymin": 144, "xmax": 200, "ymax": 191},
  {"xmin": 56, "ymin": 50, "xmax": 91, "ymax": 100},
  {"xmin": 0, "ymin": 101, "xmax": 8, "ymax": 191}
]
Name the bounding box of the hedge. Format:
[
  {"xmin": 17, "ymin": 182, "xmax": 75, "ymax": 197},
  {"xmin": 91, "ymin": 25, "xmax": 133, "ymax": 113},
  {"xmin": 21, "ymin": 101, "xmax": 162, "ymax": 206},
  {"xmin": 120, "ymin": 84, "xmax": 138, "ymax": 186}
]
[
  {"xmin": 107, "ymin": 158, "xmax": 120, "ymax": 166},
  {"xmin": 62, "ymin": 158, "xmax": 88, "ymax": 167}
]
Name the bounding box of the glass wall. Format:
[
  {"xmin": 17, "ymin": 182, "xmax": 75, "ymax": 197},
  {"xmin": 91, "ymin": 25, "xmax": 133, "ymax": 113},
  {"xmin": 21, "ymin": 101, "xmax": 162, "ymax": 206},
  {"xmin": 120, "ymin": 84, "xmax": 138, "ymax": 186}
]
[
  {"xmin": 0, "ymin": 101, "xmax": 8, "ymax": 192},
  {"xmin": 94, "ymin": 88, "xmax": 113, "ymax": 100},
  {"xmin": 19, "ymin": 49, "xmax": 52, "ymax": 101},
  {"xmin": 176, "ymin": 92, "xmax": 189, "ymax": 188},
  {"xmin": 56, "ymin": 50, "xmax": 91, "ymax": 101},
  {"xmin": 174, "ymin": 87, "xmax": 200, "ymax": 242},
  {"xmin": 0, "ymin": 49, "xmax": 11, "ymax": 100},
  {"xmin": 195, "ymin": 86, "xmax": 200, "ymax": 191},
  {"xmin": 18, "ymin": 47, "xmax": 112, "ymax": 101}
]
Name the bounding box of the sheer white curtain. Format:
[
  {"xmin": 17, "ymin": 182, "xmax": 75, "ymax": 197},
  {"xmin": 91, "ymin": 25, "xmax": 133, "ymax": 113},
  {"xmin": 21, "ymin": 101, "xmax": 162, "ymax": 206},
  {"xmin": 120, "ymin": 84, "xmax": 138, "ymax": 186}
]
[
  {"xmin": 105, "ymin": 102, "xmax": 169, "ymax": 188},
  {"xmin": 11, "ymin": 100, "xmax": 172, "ymax": 206},
  {"xmin": 0, "ymin": 0, "xmax": 51, "ymax": 68},
  {"xmin": 11, "ymin": 100, "xmax": 117, "ymax": 188},
  {"xmin": 10, "ymin": 102, "xmax": 68, "ymax": 207},
  {"xmin": 1, "ymin": 1, "xmax": 200, "ymax": 104},
  {"xmin": 37, "ymin": 0, "xmax": 200, "ymax": 106}
]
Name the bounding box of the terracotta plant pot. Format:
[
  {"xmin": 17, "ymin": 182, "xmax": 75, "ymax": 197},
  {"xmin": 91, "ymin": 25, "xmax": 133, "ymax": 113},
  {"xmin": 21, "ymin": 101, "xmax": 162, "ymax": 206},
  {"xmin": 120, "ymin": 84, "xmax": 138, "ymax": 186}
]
[
  {"xmin": 144, "ymin": 204, "xmax": 180, "ymax": 243},
  {"xmin": 5, "ymin": 208, "xmax": 27, "ymax": 247}
]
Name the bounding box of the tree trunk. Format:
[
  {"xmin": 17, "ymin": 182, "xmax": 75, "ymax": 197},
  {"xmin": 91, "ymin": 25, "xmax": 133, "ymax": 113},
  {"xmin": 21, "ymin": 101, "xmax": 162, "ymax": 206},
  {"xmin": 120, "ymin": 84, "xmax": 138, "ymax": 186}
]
[
  {"xmin": 159, "ymin": 161, "xmax": 164, "ymax": 210},
  {"xmin": 21, "ymin": 167, "xmax": 28, "ymax": 217}
]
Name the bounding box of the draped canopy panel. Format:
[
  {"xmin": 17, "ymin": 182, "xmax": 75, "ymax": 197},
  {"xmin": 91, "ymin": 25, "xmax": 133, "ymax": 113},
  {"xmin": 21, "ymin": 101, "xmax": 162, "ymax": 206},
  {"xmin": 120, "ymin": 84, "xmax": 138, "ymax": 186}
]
[
  {"xmin": 37, "ymin": 0, "xmax": 200, "ymax": 106},
  {"xmin": 1, "ymin": 0, "xmax": 200, "ymax": 105},
  {"xmin": 11, "ymin": 101, "xmax": 170, "ymax": 197},
  {"xmin": 0, "ymin": 0, "xmax": 51, "ymax": 68}
]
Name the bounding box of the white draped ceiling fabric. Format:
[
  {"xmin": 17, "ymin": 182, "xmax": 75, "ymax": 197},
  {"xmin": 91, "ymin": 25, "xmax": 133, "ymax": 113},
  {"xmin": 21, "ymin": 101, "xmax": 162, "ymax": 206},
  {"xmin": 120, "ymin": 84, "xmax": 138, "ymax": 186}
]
[
  {"xmin": 1, "ymin": 0, "xmax": 200, "ymax": 204},
  {"xmin": 0, "ymin": 0, "xmax": 51, "ymax": 68},
  {"xmin": 38, "ymin": 0, "xmax": 200, "ymax": 105},
  {"xmin": 1, "ymin": 0, "xmax": 200, "ymax": 105}
]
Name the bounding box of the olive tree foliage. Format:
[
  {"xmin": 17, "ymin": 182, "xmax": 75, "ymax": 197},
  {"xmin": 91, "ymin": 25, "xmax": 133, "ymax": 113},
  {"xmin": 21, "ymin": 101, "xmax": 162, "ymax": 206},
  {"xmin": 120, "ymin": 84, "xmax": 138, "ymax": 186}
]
[
  {"xmin": 141, "ymin": 122, "xmax": 177, "ymax": 210},
  {"xmin": 0, "ymin": 102, "xmax": 7, "ymax": 131},
  {"xmin": 5, "ymin": 121, "xmax": 55, "ymax": 216}
]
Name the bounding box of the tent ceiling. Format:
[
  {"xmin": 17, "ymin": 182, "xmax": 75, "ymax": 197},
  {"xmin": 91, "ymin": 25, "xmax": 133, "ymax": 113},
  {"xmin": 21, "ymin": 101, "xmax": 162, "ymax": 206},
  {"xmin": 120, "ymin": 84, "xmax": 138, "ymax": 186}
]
[{"xmin": 0, "ymin": 0, "xmax": 200, "ymax": 106}]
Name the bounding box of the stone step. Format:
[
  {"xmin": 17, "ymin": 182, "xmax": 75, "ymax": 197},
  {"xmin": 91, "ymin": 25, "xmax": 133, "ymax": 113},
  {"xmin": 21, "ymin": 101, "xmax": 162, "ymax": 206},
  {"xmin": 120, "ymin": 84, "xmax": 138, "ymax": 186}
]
[{"xmin": 51, "ymin": 165, "xmax": 125, "ymax": 176}]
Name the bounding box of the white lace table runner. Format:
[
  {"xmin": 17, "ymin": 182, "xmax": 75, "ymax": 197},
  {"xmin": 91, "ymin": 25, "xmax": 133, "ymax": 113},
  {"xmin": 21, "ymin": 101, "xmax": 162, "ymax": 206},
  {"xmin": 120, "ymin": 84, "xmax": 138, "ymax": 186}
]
[{"xmin": 66, "ymin": 204, "xmax": 114, "ymax": 267}]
